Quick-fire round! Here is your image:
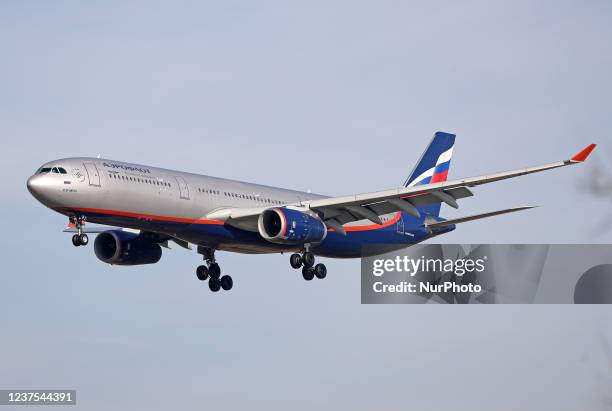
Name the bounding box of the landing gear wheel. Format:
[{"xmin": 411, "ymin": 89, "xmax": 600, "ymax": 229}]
[
  {"xmin": 314, "ymin": 263, "xmax": 327, "ymax": 279},
  {"xmin": 302, "ymin": 267, "xmax": 315, "ymax": 281},
  {"xmin": 209, "ymin": 263, "xmax": 221, "ymax": 278},
  {"xmin": 72, "ymin": 234, "xmax": 81, "ymax": 247},
  {"xmin": 220, "ymin": 275, "xmax": 233, "ymax": 291},
  {"xmin": 209, "ymin": 277, "xmax": 221, "ymax": 292},
  {"xmin": 302, "ymin": 251, "xmax": 315, "ymax": 268},
  {"xmin": 78, "ymin": 233, "xmax": 89, "ymax": 246},
  {"xmin": 196, "ymin": 265, "xmax": 209, "ymax": 281},
  {"xmin": 290, "ymin": 253, "xmax": 303, "ymax": 269}
]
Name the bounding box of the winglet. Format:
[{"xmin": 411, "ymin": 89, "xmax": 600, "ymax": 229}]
[{"xmin": 570, "ymin": 144, "xmax": 597, "ymax": 162}]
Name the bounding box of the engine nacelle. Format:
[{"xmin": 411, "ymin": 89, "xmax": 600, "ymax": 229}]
[
  {"xmin": 258, "ymin": 207, "xmax": 327, "ymax": 244},
  {"xmin": 94, "ymin": 230, "xmax": 162, "ymax": 266}
]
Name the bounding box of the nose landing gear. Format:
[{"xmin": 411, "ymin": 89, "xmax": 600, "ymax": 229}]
[
  {"xmin": 290, "ymin": 251, "xmax": 327, "ymax": 281},
  {"xmin": 196, "ymin": 246, "xmax": 233, "ymax": 292},
  {"xmin": 70, "ymin": 216, "xmax": 89, "ymax": 247}
]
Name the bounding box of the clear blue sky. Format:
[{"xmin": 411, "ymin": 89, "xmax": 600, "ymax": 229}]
[{"xmin": 2, "ymin": 1, "xmax": 612, "ymax": 410}]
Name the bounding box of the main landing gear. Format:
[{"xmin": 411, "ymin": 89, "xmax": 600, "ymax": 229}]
[
  {"xmin": 70, "ymin": 216, "xmax": 89, "ymax": 247},
  {"xmin": 196, "ymin": 246, "xmax": 233, "ymax": 292},
  {"xmin": 290, "ymin": 251, "xmax": 327, "ymax": 281}
]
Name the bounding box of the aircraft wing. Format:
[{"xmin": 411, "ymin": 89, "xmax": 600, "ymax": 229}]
[
  {"xmin": 304, "ymin": 144, "xmax": 595, "ymax": 233},
  {"xmin": 63, "ymin": 224, "xmax": 116, "ymax": 233},
  {"xmin": 209, "ymin": 144, "xmax": 596, "ymax": 234},
  {"xmin": 63, "ymin": 225, "xmax": 191, "ymax": 249}
]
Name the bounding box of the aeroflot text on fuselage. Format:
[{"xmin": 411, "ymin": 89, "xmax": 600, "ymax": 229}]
[{"xmin": 102, "ymin": 162, "xmax": 152, "ymax": 174}]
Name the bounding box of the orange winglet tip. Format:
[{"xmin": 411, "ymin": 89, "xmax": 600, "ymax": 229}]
[{"xmin": 571, "ymin": 144, "xmax": 596, "ymax": 162}]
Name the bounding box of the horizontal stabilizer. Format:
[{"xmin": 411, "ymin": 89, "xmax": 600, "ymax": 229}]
[{"xmin": 426, "ymin": 206, "xmax": 537, "ymax": 229}]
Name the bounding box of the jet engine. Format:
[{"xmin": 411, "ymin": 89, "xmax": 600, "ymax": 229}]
[
  {"xmin": 258, "ymin": 207, "xmax": 327, "ymax": 244},
  {"xmin": 94, "ymin": 230, "xmax": 162, "ymax": 265}
]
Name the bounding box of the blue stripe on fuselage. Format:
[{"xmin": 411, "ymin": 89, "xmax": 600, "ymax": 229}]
[{"xmin": 65, "ymin": 209, "xmax": 453, "ymax": 258}]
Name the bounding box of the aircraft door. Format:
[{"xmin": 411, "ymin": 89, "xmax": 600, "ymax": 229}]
[
  {"xmin": 396, "ymin": 213, "xmax": 404, "ymax": 234},
  {"xmin": 83, "ymin": 162, "xmax": 101, "ymax": 187},
  {"xmin": 174, "ymin": 176, "xmax": 190, "ymax": 200}
]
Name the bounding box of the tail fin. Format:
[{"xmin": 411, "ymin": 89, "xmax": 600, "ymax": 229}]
[{"xmin": 403, "ymin": 131, "xmax": 456, "ymax": 217}]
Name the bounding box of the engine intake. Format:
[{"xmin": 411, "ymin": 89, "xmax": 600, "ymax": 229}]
[
  {"xmin": 258, "ymin": 207, "xmax": 327, "ymax": 244},
  {"xmin": 94, "ymin": 230, "xmax": 162, "ymax": 265}
]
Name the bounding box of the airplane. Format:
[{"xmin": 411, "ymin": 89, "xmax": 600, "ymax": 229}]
[{"xmin": 26, "ymin": 132, "xmax": 596, "ymax": 293}]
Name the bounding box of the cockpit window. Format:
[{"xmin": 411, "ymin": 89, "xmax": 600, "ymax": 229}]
[
  {"xmin": 37, "ymin": 166, "xmax": 67, "ymax": 174},
  {"xmin": 48, "ymin": 167, "xmax": 68, "ymax": 174}
]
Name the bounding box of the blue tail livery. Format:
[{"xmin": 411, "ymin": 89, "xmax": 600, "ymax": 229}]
[{"xmin": 403, "ymin": 131, "xmax": 455, "ymax": 217}]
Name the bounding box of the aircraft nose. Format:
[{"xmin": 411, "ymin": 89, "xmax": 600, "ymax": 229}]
[
  {"xmin": 26, "ymin": 174, "xmax": 42, "ymax": 195},
  {"xmin": 27, "ymin": 174, "xmax": 58, "ymax": 206}
]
